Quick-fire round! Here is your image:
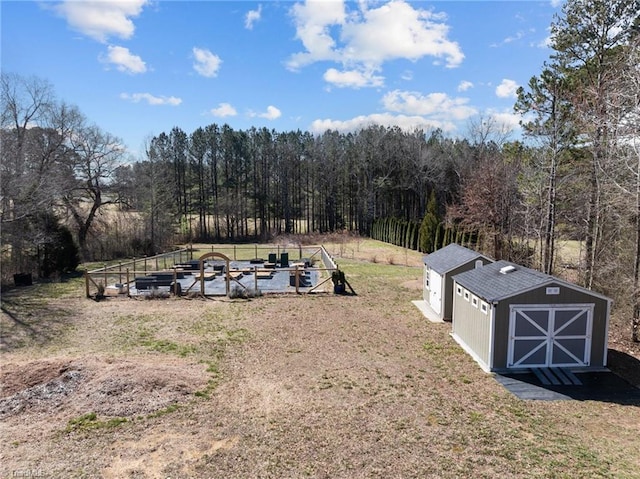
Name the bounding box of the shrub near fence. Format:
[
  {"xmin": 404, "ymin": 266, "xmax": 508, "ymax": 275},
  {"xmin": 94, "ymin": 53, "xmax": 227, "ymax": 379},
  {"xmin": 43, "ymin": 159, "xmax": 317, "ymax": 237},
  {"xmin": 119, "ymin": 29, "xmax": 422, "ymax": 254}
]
[{"xmin": 371, "ymin": 218, "xmax": 420, "ymax": 250}]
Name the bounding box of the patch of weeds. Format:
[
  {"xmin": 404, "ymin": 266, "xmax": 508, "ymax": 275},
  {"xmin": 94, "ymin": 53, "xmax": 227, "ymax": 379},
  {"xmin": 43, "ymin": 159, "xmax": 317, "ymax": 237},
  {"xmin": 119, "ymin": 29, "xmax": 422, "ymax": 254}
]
[
  {"xmin": 64, "ymin": 412, "xmax": 128, "ymax": 433},
  {"xmin": 394, "ymin": 418, "xmax": 410, "ymax": 430},
  {"xmin": 318, "ymin": 372, "xmax": 334, "ymax": 390},
  {"xmin": 141, "ymin": 338, "xmax": 197, "ymax": 357},
  {"xmin": 146, "ymin": 403, "xmax": 180, "ymax": 419},
  {"xmin": 341, "ymin": 378, "xmax": 357, "ymax": 390},
  {"xmin": 469, "ymin": 411, "xmax": 484, "ymax": 423},
  {"xmin": 423, "ymin": 340, "xmax": 465, "ymax": 361},
  {"xmin": 193, "ymin": 362, "xmax": 223, "ymax": 398},
  {"xmin": 143, "ymin": 290, "xmax": 170, "ymax": 300},
  {"xmin": 114, "ymin": 313, "xmax": 158, "ymax": 326},
  {"xmin": 228, "ymin": 284, "xmax": 262, "ymax": 299},
  {"xmin": 225, "ymin": 327, "xmax": 249, "ymax": 343},
  {"xmin": 504, "ymin": 400, "xmax": 532, "ymax": 420},
  {"xmin": 113, "ymin": 316, "xmax": 199, "ymax": 357},
  {"xmin": 42, "ymin": 277, "xmax": 85, "ymax": 298}
]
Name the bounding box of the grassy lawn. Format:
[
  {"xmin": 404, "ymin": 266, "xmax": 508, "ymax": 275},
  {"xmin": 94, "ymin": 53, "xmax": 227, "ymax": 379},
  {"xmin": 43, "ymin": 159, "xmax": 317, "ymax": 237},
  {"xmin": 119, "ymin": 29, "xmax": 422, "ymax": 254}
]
[{"xmin": 1, "ymin": 239, "xmax": 639, "ymax": 478}]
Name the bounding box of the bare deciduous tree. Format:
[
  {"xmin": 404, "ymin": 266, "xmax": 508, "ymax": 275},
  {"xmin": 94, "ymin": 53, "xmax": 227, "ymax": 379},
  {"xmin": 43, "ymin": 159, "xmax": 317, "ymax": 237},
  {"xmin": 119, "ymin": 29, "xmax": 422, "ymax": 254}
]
[{"xmin": 61, "ymin": 123, "xmax": 126, "ymax": 261}]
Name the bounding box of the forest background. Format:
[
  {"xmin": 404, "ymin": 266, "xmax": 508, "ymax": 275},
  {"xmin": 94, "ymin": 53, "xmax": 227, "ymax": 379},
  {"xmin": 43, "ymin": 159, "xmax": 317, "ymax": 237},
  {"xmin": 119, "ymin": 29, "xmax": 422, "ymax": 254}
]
[{"xmin": 2, "ymin": 0, "xmax": 639, "ymax": 341}]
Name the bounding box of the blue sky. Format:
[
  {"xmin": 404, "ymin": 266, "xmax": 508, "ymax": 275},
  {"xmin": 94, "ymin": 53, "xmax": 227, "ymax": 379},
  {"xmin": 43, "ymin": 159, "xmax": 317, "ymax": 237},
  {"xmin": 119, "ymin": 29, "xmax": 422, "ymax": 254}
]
[{"xmin": 2, "ymin": 0, "xmax": 562, "ymax": 156}]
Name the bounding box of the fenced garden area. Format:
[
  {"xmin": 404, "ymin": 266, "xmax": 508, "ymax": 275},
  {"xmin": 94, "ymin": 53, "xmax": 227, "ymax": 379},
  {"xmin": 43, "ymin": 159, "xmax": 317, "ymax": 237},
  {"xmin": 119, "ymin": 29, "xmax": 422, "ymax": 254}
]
[{"xmin": 84, "ymin": 244, "xmax": 345, "ymax": 299}]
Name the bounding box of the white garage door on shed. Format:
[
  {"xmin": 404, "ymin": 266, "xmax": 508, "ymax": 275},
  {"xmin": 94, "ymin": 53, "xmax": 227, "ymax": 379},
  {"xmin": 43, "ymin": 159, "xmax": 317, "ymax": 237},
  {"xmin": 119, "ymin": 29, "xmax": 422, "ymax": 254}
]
[{"xmin": 508, "ymin": 304, "xmax": 593, "ymax": 369}]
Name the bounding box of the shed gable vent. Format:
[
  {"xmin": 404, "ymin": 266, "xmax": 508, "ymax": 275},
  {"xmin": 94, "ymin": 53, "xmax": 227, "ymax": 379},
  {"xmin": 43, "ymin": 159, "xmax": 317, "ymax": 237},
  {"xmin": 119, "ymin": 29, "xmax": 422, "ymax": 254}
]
[{"xmin": 499, "ymin": 265, "xmax": 517, "ymax": 274}]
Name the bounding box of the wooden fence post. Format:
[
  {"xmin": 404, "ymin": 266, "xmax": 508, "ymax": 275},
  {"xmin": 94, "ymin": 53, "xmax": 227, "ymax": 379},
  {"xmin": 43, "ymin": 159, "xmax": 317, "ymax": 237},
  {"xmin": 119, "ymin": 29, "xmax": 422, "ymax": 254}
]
[{"xmin": 254, "ymin": 265, "xmax": 258, "ymax": 293}]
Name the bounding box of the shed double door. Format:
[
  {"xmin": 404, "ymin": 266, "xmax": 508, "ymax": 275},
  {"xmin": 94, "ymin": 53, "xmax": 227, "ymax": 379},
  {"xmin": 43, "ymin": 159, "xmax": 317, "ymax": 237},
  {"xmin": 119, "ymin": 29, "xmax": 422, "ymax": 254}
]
[{"xmin": 507, "ymin": 305, "xmax": 593, "ymax": 368}]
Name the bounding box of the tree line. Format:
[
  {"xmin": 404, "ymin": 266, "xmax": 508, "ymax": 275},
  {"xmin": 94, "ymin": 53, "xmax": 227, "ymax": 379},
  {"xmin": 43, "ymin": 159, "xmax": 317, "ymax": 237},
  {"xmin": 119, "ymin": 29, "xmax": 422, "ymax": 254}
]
[{"xmin": 1, "ymin": 0, "xmax": 638, "ymax": 339}]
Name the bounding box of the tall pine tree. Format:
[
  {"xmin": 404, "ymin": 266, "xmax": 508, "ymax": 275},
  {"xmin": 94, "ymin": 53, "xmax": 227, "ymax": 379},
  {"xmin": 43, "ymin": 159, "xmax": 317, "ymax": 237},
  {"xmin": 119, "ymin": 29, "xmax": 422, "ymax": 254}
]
[{"xmin": 419, "ymin": 190, "xmax": 440, "ymax": 253}]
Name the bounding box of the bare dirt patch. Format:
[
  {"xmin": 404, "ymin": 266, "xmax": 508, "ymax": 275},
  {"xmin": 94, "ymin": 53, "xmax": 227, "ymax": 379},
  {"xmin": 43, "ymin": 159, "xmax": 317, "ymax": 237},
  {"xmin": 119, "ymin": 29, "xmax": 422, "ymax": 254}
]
[
  {"xmin": 401, "ymin": 278, "xmax": 423, "ymax": 291},
  {"xmin": 1, "ymin": 356, "xmax": 209, "ymax": 429}
]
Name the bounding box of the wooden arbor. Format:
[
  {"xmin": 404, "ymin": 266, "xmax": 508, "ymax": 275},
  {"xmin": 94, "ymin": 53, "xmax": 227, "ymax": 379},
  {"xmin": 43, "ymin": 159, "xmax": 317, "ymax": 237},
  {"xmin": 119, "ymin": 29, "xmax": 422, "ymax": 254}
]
[{"xmin": 198, "ymin": 252, "xmax": 231, "ymax": 297}]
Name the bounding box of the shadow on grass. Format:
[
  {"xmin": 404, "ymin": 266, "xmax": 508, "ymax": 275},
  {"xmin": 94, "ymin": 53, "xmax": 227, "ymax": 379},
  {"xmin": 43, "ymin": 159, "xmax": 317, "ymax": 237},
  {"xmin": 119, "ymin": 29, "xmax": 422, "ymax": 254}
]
[
  {"xmin": 0, "ymin": 286, "xmax": 73, "ymax": 353},
  {"xmin": 496, "ymin": 370, "xmax": 640, "ymax": 405},
  {"xmin": 607, "ymin": 348, "xmax": 640, "ymax": 388},
  {"xmin": 495, "ymin": 349, "xmax": 640, "ymax": 405}
]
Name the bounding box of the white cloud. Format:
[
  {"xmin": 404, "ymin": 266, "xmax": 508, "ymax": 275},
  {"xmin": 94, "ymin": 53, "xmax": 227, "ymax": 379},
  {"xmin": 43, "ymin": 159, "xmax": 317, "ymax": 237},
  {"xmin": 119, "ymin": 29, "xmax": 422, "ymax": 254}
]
[
  {"xmin": 340, "ymin": 1, "xmax": 464, "ymax": 67},
  {"xmin": 535, "ymin": 27, "xmax": 553, "ymax": 48},
  {"xmin": 245, "ymin": 5, "xmax": 262, "ymax": 30},
  {"xmin": 192, "ymin": 47, "xmax": 222, "ymax": 78},
  {"xmin": 248, "ymin": 106, "xmax": 282, "ymax": 120},
  {"xmin": 457, "ymin": 80, "xmax": 474, "ymax": 92},
  {"xmin": 288, "ymin": 0, "xmax": 346, "ymax": 69},
  {"xmin": 287, "ymin": 0, "xmax": 464, "ymax": 87},
  {"xmin": 311, "ymin": 86, "xmax": 484, "ymax": 135},
  {"xmin": 382, "ymin": 90, "xmax": 477, "ymax": 120},
  {"xmin": 101, "ymin": 46, "xmax": 147, "ymax": 74},
  {"xmin": 210, "ymin": 103, "xmax": 237, "ymax": 117},
  {"xmin": 496, "ymin": 79, "xmax": 519, "ymax": 98},
  {"xmin": 401, "ymin": 70, "xmax": 413, "ymax": 81},
  {"xmin": 323, "ymin": 68, "xmax": 384, "ymax": 88},
  {"xmin": 310, "ymin": 113, "xmax": 457, "ymax": 135},
  {"xmin": 485, "ymin": 108, "xmax": 522, "ymax": 132},
  {"xmin": 491, "ymin": 30, "xmax": 525, "ymax": 47},
  {"xmin": 120, "ymin": 93, "xmax": 181, "ymax": 106},
  {"xmin": 53, "ymin": 0, "xmax": 148, "ymax": 43},
  {"xmin": 257, "ymin": 106, "xmax": 282, "ymax": 120},
  {"xmin": 550, "ymin": 0, "xmax": 563, "ymax": 8}
]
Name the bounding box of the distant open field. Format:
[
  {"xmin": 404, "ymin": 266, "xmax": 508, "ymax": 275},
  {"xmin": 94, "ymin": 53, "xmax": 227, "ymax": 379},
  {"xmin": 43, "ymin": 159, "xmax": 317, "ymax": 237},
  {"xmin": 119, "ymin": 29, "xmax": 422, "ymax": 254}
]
[{"xmin": 1, "ymin": 239, "xmax": 639, "ymax": 478}]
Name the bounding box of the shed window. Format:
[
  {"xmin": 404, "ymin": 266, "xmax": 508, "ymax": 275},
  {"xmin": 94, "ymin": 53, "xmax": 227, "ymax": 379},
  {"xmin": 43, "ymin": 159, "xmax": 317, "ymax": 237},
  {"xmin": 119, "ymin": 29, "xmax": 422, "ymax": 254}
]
[
  {"xmin": 456, "ymin": 285, "xmax": 462, "ymax": 296},
  {"xmin": 464, "ymin": 290, "xmax": 470, "ymax": 301},
  {"xmin": 481, "ymin": 302, "xmax": 488, "ymax": 314},
  {"xmin": 471, "ymin": 296, "xmax": 479, "ymax": 308}
]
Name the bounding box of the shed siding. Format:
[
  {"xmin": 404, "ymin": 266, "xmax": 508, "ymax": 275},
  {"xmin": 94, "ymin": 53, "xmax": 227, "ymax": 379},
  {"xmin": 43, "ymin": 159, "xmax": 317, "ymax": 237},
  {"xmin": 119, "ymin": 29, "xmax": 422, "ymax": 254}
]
[
  {"xmin": 452, "ymin": 282, "xmax": 492, "ymax": 367},
  {"xmin": 491, "ymin": 282, "xmax": 609, "ymax": 370},
  {"xmin": 442, "ymin": 260, "xmax": 492, "ymax": 321}
]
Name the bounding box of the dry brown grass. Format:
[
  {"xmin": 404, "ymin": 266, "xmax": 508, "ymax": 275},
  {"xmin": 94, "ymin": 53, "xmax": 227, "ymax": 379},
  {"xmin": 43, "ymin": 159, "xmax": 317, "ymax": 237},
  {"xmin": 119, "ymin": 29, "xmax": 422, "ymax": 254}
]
[{"xmin": 1, "ymin": 239, "xmax": 639, "ymax": 478}]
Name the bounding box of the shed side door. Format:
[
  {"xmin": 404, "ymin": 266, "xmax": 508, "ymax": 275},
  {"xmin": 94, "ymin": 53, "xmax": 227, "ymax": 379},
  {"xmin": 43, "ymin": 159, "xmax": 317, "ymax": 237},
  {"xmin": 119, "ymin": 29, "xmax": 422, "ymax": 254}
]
[
  {"xmin": 429, "ymin": 271, "xmax": 443, "ymax": 315},
  {"xmin": 508, "ymin": 305, "xmax": 592, "ymax": 368}
]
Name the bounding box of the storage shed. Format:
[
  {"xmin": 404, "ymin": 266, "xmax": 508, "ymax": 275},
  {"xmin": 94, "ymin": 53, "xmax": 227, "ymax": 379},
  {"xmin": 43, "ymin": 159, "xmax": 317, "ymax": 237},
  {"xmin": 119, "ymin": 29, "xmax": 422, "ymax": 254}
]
[
  {"xmin": 451, "ymin": 260, "xmax": 611, "ymax": 372},
  {"xmin": 422, "ymin": 244, "xmax": 492, "ymax": 321}
]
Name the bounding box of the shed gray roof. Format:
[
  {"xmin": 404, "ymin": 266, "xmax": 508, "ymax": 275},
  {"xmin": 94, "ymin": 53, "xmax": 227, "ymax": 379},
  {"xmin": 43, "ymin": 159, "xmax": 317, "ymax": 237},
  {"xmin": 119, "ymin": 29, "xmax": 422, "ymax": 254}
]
[
  {"xmin": 452, "ymin": 260, "xmax": 611, "ymax": 303},
  {"xmin": 423, "ymin": 243, "xmax": 489, "ymax": 274}
]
